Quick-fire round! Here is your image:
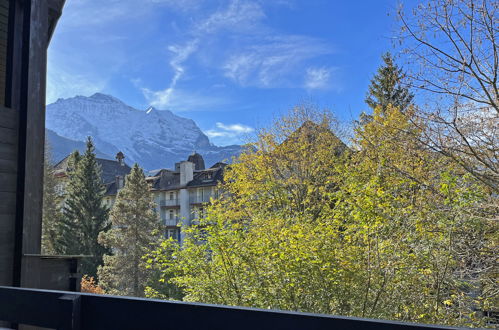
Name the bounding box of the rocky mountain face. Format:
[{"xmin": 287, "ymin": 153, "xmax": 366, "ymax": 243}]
[{"xmin": 46, "ymin": 93, "xmax": 242, "ymax": 169}]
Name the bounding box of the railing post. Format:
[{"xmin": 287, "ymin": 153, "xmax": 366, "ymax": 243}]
[{"xmin": 58, "ymin": 294, "xmax": 81, "ymax": 330}]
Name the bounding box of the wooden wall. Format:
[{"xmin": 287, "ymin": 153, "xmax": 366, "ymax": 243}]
[
  {"xmin": 0, "ymin": 106, "xmax": 17, "ymax": 286},
  {"xmin": 0, "ymin": 0, "xmax": 7, "ymax": 105}
]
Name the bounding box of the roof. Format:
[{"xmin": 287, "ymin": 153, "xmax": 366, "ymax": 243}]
[
  {"xmin": 187, "ymin": 167, "xmax": 225, "ymax": 188},
  {"xmin": 98, "ymin": 158, "xmax": 132, "ymax": 183},
  {"xmin": 144, "ymin": 163, "xmax": 226, "ymax": 192},
  {"xmin": 187, "ymin": 152, "xmax": 205, "ymax": 170},
  {"xmin": 54, "ymin": 155, "xmax": 132, "ymax": 185},
  {"xmin": 147, "ymin": 169, "xmax": 182, "ymax": 191}
]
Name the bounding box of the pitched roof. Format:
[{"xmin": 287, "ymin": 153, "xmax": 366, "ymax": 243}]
[
  {"xmin": 54, "ymin": 155, "xmax": 132, "ymax": 184},
  {"xmin": 187, "ymin": 167, "xmax": 225, "ymax": 187},
  {"xmin": 144, "ymin": 163, "xmax": 226, "ymax": 192}
]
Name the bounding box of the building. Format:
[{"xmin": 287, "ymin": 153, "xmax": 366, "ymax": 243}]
[
  {"xmin": 54, "ymin": 151, "xmax": 225, "ymax": 243},
  {"xmin": 53, "ymin": 151, "xmax": 132, "ymax": 203},
  {"xmin": 145, "ymin": 153, "xmax": 226, "ymax": 242}
]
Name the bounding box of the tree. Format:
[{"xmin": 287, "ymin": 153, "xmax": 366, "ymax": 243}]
[
  {"xmin": 343, "ymin": 105, "xmax": 495, "ymax": 326},
  {"xmin": 146, "ymin": 106, "xmax": 348, "ymax": 309},
  {"xmin": 365, "ymin": 52, "xmax": 414, "ymax": 113},
  {"xmin": 398, "ymin": 0, "xmax": 499, "ymax": 192},
  {"xmin": 41, "ymin": 141, "xmax": 60, "ymax": 255},
  {"xmin": 398, "ymin": 3, "xmax": 498, "ymax": 314},
  {"xmin": 146, "ymin": 104, "xmax": 495, "ymax": 327},
  {"xmin": 98, "ymin": 164, "xmax": 163, "ymax": 297},
  {"xmin": 55, "ymin": 137, "xmax": 110, "ymax": 278},
  {"xmin": 81, "ymin": 275, "xmax": 104, "ymax": 294}
]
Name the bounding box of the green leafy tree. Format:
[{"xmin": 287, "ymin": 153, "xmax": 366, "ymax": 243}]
[
  {"xmin": 55, "ymin": 137, "xmax": 110, "ymax": 278},
  {"xmin": 365, "ymin": 52, "xmax": 413, "ymax": 113},
  {"xmin": 146, "ymin": 105, "xmax": 495, "ymax": 327},
  {"xmin": 98, "ymin": 164, "xmax": 163, "ymax": 297},
  {"xmin": 41, "ymin": 141, "xmax": 60, "ymax": 255}
]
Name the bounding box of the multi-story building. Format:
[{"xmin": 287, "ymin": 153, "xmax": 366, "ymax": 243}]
[
  {"xmin": 53, "ymin": 152, "xmax": 132, "ymax": 203},
  {"xmin": 132, "ymin": 153, "xmax": 225, "ymax": 242},
  {"xmin": 54, "ymin": 151, "xmax": 225, "ymax": 243}
]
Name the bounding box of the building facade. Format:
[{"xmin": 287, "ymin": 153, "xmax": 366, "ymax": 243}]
[{"xmin": 54, "ymin": 152, "xmax": 225, "ymax": 243}]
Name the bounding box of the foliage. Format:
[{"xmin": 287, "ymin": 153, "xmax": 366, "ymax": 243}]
[
  {"xmin": 398, "ymin": 0, "xmax": 499, "ymax": 192},
  {"xmin": 146, "ymin": 104, "xmax": 496, "ymax": 327},
  {"xmin": 365, "ymin": 52, "xmax": 414, "ymax": 113},
  {"xmin": 54, "ymin": 137, "xmax": 110, "ymax": 278},
  {"xmin": 41, "ymin": 141, "xmax": 60, "ymax": 255},
  {"xmin": 98, "ymin": 164, "xmax": 163, "ymax": 297},
  {"xmin": 81, "ymin": 275, "xmax": 105, "ymax": 294}
]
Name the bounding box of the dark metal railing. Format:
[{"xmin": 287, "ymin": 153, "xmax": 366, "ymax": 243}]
[{"xmin": 0, "ymin": 286, "xmax": 467, "ymax": 330}]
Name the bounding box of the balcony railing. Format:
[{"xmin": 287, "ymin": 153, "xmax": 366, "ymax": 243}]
[
  {"xmin": 189, "ymin": 195, "xmax": 212, "ymax": 204},
  {"xmin": 164, "ymin": 217, "xmax": 179, "ymax": 226},
  {"xmin": 0, "ymin": 286, "xmax": 462, "ymax": 330},
  {"xmin": 159, "ymin": 199, "xmax": 179, "ymax": 207}
]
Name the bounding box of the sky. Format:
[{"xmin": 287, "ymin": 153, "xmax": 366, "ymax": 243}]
[{"xmin": 47, "ymin": 0, "xmax": 408, "ymax": 146}]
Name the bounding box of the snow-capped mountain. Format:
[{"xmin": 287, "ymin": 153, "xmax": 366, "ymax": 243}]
[{"xmin": 46, "ymin": 93, "xmax": 242, "ymax": 169}]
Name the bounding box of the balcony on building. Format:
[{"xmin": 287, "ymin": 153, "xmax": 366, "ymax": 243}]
[
  {"xmin": 189, "ymin": 194, "xmax": 212, "ymax": 204},
  {"xmin": 164, "ymin": 216, "xmax": 179, "ymax": 227},
  {"xmin": 159, "ymin": 198, "xmax": 179, "ymax": 207}
]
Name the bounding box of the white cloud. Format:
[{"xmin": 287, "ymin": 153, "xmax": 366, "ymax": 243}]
[
  {"xmin": 138, "ymin": 0, "xmax": 337, "ymax": 110},
  {"xmin": 46, "ymin": 61, "xmax": 106, "ymax": 104},
  {"xmin": 223, "ymin": 36, "xmax": 333, "ymax": 88},
  {"xmin": 60, "ymin": 0, "xmax": 203, "ymax": 28},
  {"xmin": 304, "ymin": 67, "xmax": 332, "ymax": 90},
  {"xmin": 205, "ymin": 122, "xmax": 254, "ymax": 142},
  {"xmin": 197, "ymin": 0, "xmax": 265, "ymax": 34},
  {"xmin": 142, "ymin": 88, "xmax": 228, "ymax": 111},
  {"xmin": 216, "ymin": 122, "xmax": 254, "ymax": 133},
  {"xmin": 142, "ymin": 40, "xmax": 199, "ymax": 108}
]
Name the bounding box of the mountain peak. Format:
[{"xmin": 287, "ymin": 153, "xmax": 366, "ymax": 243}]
[
  {"xmin": 45, "ymin": 93, "xmax": 242, "ymax": 170},
  {"xmin": 89, "ymin": 93, "xmax": 123, "ymax": 104}
]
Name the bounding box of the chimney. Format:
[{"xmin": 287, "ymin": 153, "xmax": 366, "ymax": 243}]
[
  {"xmin": 116, "ymin": 151, "xmax": 125, "ymax": 166},
  {"xmin": 180, "ymin": 161, "xmax": 194, "ymax": 185},
  {"xmin": 116, "ymin": 175, "xmax": 124, "ymax": 190}
]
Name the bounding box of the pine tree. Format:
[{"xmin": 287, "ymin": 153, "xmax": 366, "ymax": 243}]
[
  {"xmin": 365, "ymin": 52, "xmax": 413, "ymax": 113},
  {"xmin": 98, "ymin": 164, "xmax": 162, "ymax": 297},
  {"xmin": 55, "ymin": 137, "xmax": 110, "ymax": 278},
  {"xmin": 41, "ymin": 141, "xmax": 60, "ymax": 254}
]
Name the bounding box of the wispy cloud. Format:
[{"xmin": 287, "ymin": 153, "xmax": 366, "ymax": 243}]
[
  {"xmin": 47, "ymin": 58, "xmax": 107, "ymax": 103},
  {"xmin": 196, "ymin": 0, "xmax": 265, "ymax": 34},
  {"xmin": 142, "ymin": 40, "xmax": 198, "ymax": 108},
  {"xmin": 61, "ymin": 0, "xmax": 203, "ymax": 27},
  {"xmin": 139, "ymin": 0, "xmax": 336, "ymax": 109},
  {"xmin": 215, "ymin": 122, "xmax": 254, "ymax": 134},
  {"xmin": 205, "ymin": 122, "xmax": 254, "ymax": 144},
  {"xmin": 304, "ymin": 66, "xmax": 333, "ymax": 90},
  {"xmin": 223, "ymin": 36, "xmax": 333, "ymax": 88},
  {"xmin": 142, "ymin": 88, "xmax": 229, "ymax": 111}
]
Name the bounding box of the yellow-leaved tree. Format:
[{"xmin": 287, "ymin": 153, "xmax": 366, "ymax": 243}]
[{"xmin": 146, "ymin": 104, "xmax": 496, "ymax": 327}]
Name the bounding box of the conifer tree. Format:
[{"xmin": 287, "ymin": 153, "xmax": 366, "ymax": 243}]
[
  {"xmin": 98, "ymin": 164, "xmax": 162, "ymax": 297},
  {"xmin": 365, "ymin": 52, "xmax": 413, "ymax": 113},
  {"xmin": 41, "ymin": 142, "xmax": 61, "ymax": 254},
  {"xmin": 55, "ymin": 137, "xmax": 110, "ymax": 277}
]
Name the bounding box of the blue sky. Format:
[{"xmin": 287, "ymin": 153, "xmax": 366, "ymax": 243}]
[{"xmin": 47, "ymin": 0, "xmax": 407, "ymax": 146}]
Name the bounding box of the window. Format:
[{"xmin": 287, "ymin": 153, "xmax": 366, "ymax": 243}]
[
  {"xmin": 169, "ymin": 191, "xmax": 174, "ymax": 200},
  {"xmin": 166, "ymin": 229, "xmax": 178, "ymax": 241}
]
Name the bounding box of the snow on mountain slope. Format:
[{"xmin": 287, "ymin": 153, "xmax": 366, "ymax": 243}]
[{"xmin": 46, "ymin": 93, "xmax": 242, "ymax": 170}]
